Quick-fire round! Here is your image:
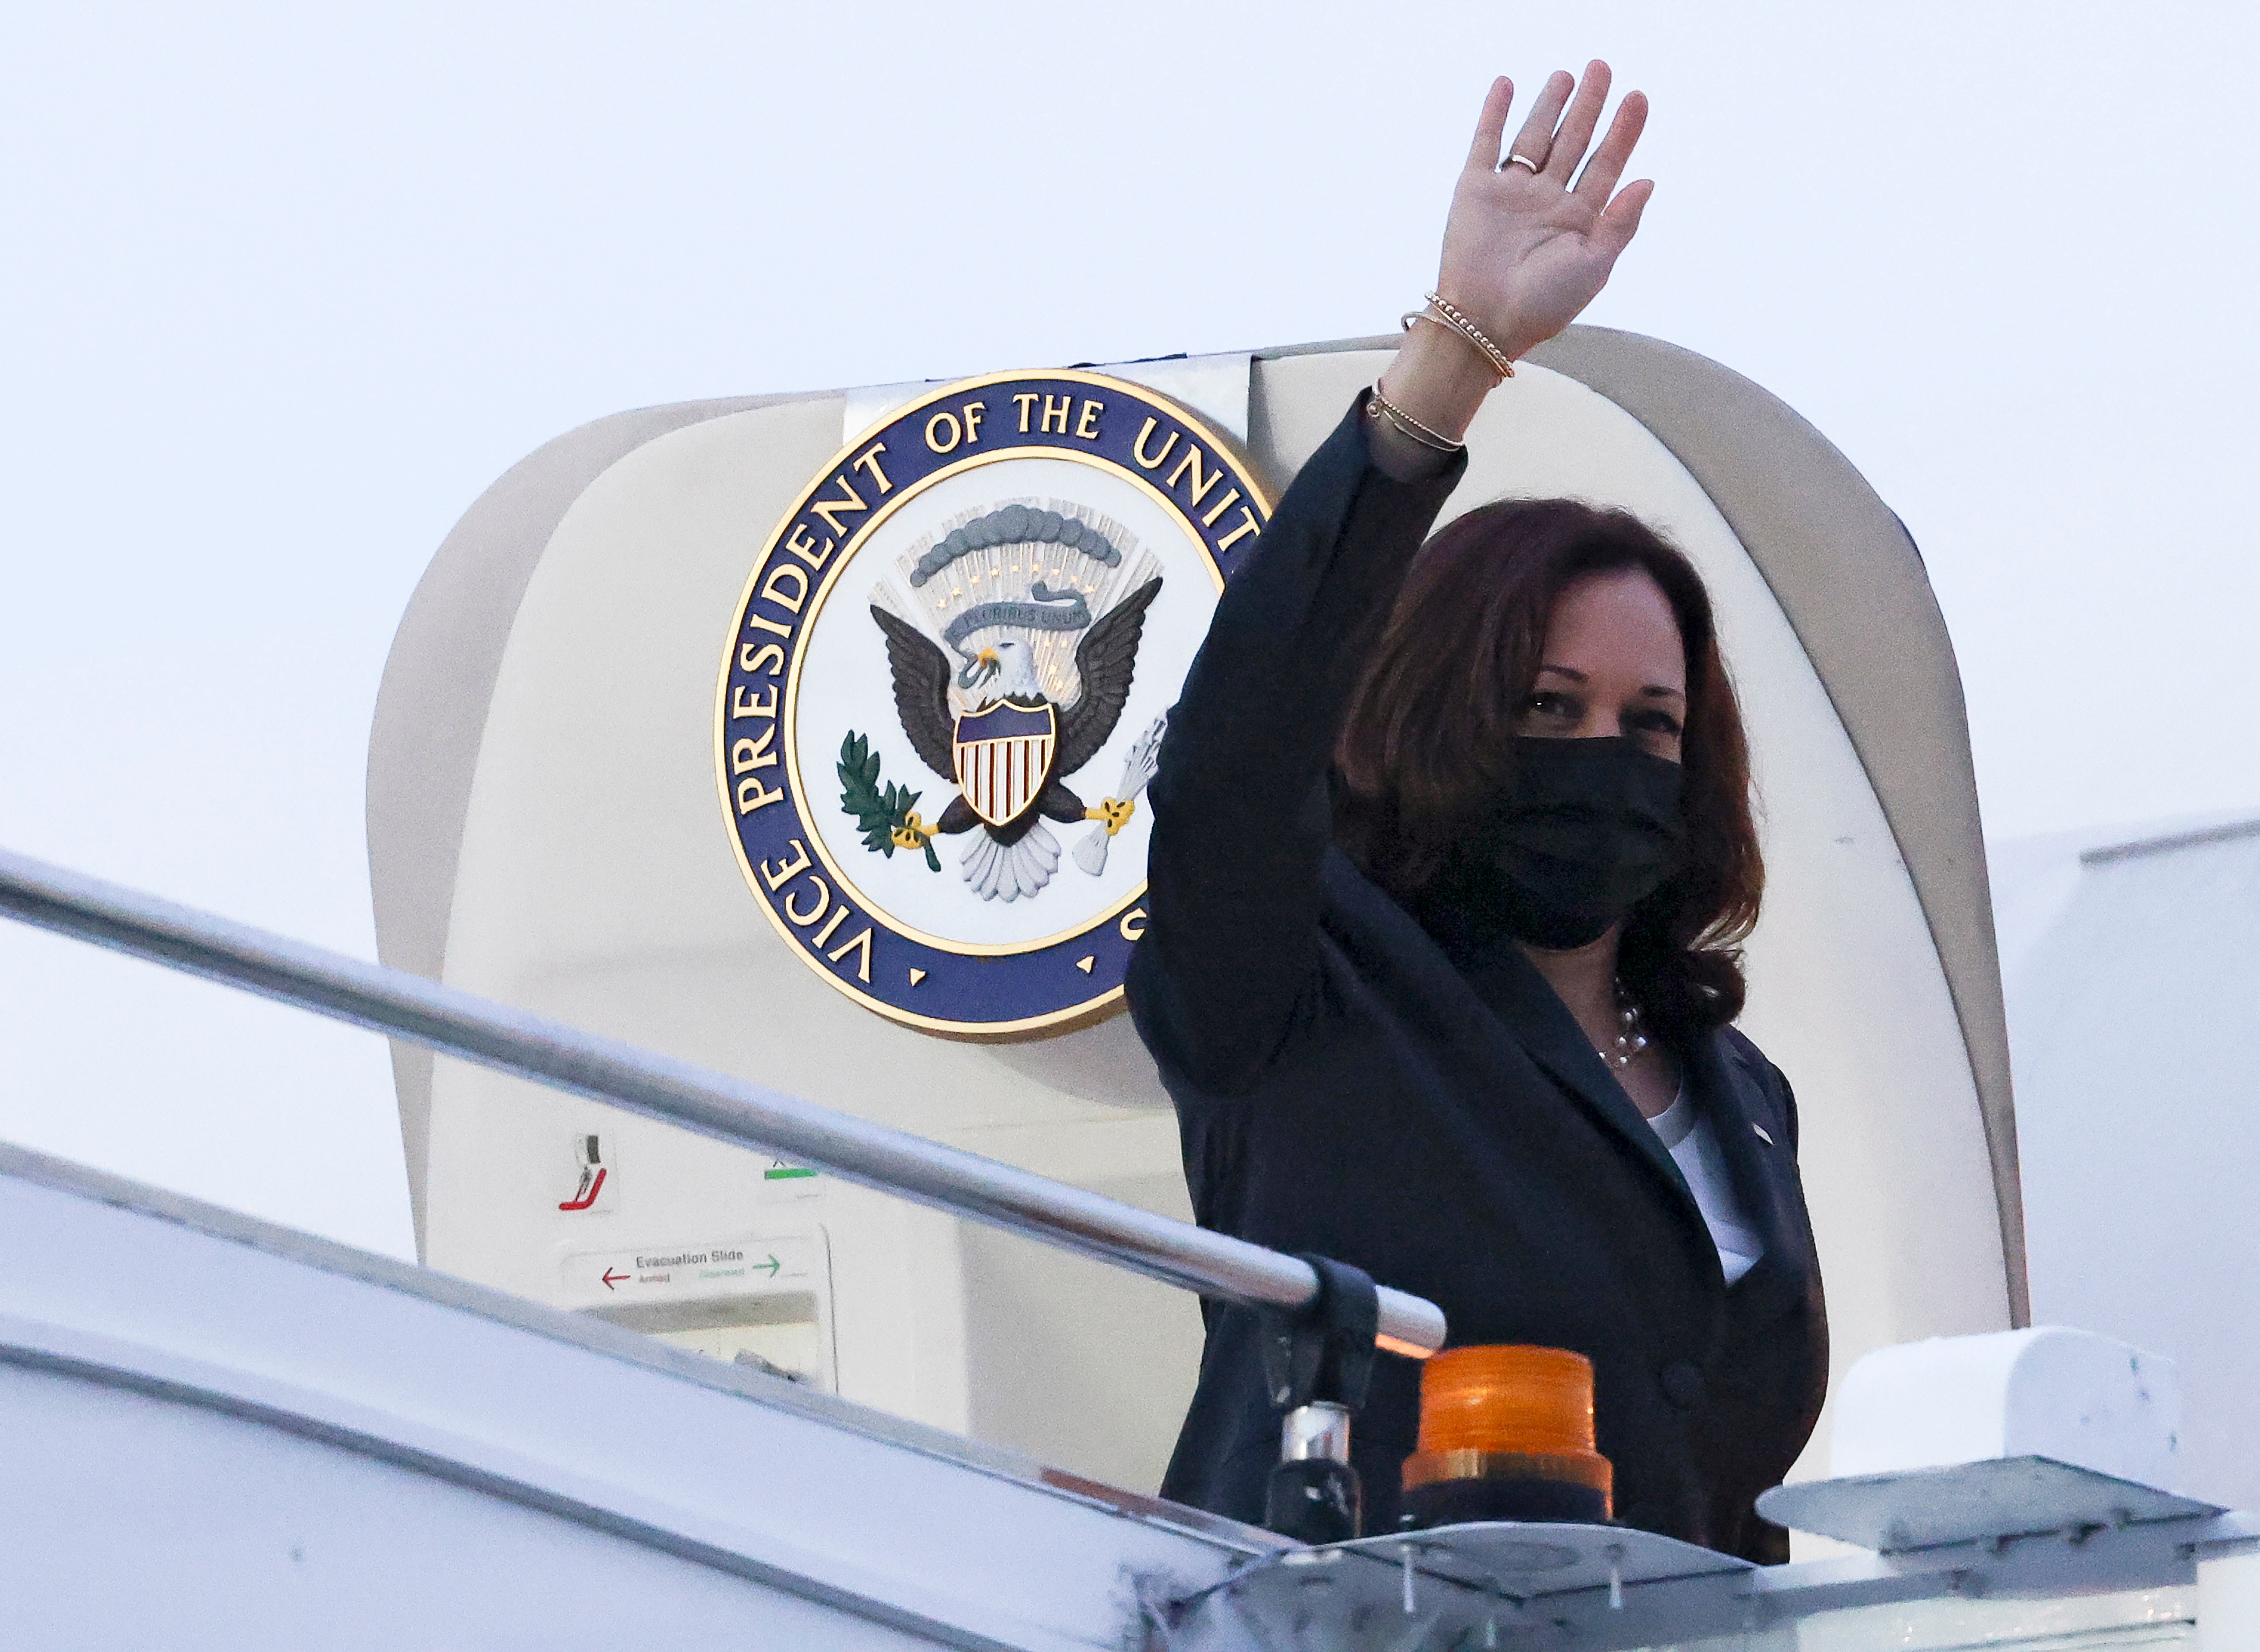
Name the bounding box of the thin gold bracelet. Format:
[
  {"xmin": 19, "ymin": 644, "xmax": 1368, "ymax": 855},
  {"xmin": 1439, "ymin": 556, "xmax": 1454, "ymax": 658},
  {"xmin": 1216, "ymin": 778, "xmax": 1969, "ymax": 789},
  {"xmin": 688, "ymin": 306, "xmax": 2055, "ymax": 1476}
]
[
  {"xmin": 1400, "ymin": 291, "xmax": 1517, "ymax": 381},
  {"xmin": 1366, "ymin": 384, "xmax": 1464, "ymax": 454}
]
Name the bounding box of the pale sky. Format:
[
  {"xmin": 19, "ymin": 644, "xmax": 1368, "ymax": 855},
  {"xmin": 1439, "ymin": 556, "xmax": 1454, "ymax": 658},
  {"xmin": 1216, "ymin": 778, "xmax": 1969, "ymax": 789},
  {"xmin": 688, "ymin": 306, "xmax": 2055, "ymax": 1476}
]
[{"xmin": 3, "ymin": 2, "xmax": 2255, "ymax": 1258}]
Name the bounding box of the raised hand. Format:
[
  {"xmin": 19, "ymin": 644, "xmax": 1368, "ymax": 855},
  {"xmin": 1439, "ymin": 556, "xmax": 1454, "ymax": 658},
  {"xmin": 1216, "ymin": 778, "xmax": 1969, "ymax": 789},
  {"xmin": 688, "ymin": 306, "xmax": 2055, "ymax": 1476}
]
[
  {"xmin": 1445, "ymin": 64, "xmax": 1652, "ymax": 362},
  {"xmin": 1373, "ymin": 64, "xmax": 1652, "ymax": 455}
]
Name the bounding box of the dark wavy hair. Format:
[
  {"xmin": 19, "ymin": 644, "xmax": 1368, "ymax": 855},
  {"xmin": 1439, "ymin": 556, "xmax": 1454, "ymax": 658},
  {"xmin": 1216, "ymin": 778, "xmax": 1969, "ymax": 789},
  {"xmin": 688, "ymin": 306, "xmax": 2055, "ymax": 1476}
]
[{"xmin": 1332, "ymin": 497, "xmax": 1763, "ymax": 1035}]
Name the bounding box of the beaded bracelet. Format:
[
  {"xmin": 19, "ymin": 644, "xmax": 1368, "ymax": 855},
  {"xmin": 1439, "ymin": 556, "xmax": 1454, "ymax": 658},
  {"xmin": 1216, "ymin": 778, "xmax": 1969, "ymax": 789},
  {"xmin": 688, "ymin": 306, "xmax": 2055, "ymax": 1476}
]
[
  {"xmin": 1366, "ymin": 384, "xmax": 1464, "ymax": 454},
  {"xmin": 1400, "ymin": 290, "xmax": 1517, "ymax": 381}
]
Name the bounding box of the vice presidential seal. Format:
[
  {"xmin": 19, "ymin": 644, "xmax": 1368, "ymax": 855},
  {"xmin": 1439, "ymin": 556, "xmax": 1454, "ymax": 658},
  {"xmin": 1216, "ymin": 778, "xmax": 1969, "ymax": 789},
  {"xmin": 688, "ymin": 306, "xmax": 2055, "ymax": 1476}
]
[{"xmin": 716, "ymin": 370, "xmax": 1269, "ymax": 1036}]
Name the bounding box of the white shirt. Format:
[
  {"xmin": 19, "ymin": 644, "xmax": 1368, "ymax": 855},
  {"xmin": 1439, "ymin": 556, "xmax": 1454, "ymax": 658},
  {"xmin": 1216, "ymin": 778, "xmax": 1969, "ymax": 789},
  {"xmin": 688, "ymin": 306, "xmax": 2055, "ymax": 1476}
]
[{"xmin": 1646, "ymin": 1089, "xmax": 1765, "ymax": 1286}]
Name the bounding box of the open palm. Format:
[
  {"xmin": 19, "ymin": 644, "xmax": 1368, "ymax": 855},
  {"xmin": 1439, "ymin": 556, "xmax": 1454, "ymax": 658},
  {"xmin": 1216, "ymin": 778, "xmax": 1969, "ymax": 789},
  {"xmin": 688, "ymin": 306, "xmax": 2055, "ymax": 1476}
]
[{"xmin": 1438, "ymin": 64, "xmax": 1653, "ymax": 362}]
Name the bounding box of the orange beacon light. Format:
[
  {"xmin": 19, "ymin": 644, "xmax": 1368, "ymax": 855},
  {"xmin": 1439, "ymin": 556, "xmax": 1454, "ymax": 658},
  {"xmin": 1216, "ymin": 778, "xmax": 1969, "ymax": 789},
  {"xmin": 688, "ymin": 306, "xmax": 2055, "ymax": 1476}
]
[{"xmin": 1400, "ymin": 1345, "xmax": 1614, "ymax": 1528}]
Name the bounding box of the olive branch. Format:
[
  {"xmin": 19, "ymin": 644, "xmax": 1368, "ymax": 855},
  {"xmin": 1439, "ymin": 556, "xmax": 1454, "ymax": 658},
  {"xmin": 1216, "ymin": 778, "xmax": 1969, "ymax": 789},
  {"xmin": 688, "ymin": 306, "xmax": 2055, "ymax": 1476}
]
[{"xmin": 837, "ymin": 732, "xmax": 941, "ymax": 872}]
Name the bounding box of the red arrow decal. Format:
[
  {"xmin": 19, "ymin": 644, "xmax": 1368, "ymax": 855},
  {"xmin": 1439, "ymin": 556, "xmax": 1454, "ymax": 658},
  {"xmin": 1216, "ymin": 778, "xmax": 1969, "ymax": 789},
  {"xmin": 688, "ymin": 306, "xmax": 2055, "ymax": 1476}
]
[{"xmin": 601, "ymin": 1268, "xmax": 628, "ymax": 1290}]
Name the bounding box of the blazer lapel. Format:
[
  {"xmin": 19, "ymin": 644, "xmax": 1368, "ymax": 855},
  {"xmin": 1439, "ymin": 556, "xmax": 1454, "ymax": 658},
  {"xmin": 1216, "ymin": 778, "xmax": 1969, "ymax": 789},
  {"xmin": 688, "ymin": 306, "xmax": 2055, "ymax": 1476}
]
[
  {"xmin": 1314, "ymin": 854, "xmax": 1712, "ymax": 1256},
  {"xmin": 1459, "ymin": 943, "xmax": 1707, "ymax": 1235},
  {"xmin": 1683, "ymin": 1032, "xmax": 1814, "ymax": 1314}
]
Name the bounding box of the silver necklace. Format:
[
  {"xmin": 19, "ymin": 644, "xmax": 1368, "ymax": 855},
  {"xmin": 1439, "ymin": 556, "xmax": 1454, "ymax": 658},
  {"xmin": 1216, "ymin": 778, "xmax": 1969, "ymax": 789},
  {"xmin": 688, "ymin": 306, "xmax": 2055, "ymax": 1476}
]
[{"xmin": 1602, "ymin": 979, "xmax": 1649, "ymax": 1072}]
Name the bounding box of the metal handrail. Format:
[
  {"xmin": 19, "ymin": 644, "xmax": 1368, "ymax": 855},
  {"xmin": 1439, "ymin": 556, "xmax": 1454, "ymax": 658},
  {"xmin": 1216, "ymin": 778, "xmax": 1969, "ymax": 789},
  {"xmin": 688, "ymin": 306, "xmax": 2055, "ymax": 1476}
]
[{"xmin": 0, "ymin": 847, "xmax": 1446, "ymax": 1358}]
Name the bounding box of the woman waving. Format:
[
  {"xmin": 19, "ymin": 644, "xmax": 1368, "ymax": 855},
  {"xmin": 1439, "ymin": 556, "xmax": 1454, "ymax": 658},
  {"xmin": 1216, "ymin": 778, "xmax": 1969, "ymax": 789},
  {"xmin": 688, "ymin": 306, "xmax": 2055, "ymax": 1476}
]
[{"xmin": 1128, "ymin": 62, "xmax": 1825, "ymax": 1559}]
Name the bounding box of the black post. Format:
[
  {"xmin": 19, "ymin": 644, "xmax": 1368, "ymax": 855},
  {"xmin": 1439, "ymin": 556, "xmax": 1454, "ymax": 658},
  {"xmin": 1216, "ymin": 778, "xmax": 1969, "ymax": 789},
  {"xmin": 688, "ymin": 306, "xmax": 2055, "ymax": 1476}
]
[{"xmin": 1258, "ymin": 1254, "xmax": 1380, "ymax": 1544}]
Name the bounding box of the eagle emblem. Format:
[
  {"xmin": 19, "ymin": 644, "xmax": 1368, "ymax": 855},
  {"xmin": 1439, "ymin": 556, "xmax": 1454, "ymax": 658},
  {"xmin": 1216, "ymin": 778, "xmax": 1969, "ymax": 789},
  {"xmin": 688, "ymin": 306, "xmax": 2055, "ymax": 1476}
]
[
  {"xmin": 859, "ymin": 502, "xmax": 1164, "ymax": 903},
  {"xmin": 718, "ymin": 367, "xmax": 1265, "ymax": 1034}
]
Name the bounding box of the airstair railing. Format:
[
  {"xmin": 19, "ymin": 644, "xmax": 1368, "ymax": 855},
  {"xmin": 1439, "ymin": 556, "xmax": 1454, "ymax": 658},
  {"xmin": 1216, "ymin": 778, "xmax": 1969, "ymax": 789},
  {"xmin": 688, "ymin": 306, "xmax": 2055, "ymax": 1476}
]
[{"xmin": 0, "ymin": 846, "xmax": 1446, "ymax": 1358}]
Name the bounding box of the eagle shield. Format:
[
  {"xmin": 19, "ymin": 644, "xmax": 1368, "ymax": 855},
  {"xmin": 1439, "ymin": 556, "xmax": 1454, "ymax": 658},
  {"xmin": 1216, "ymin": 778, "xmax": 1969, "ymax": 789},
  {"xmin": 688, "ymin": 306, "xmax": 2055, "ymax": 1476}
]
[{"xmin": 953, "ymin": 700, "xmax": 1058, "ymax": 830}]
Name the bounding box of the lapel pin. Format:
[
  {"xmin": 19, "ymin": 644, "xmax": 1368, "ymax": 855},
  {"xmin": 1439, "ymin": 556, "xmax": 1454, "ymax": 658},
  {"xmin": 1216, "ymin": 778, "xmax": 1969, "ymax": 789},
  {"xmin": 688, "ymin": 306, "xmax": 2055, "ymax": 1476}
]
[{"xmin": 1752, "ymin": 1123, "xmax": 1775, "ymax": 1146}]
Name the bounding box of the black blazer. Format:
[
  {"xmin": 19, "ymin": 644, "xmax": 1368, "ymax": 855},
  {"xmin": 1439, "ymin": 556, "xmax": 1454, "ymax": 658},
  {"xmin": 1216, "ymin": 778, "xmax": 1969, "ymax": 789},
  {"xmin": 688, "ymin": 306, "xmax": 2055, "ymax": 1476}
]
[{"xmin": 1125, "ymin": 396, "xmax": 1827, "ymax": 1561}]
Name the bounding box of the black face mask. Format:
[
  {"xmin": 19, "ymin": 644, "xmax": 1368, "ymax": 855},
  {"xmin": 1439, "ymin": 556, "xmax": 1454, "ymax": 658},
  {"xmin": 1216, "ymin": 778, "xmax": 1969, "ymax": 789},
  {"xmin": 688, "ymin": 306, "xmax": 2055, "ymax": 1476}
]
[{"xmin": 1431, "ymin": 736, "xmax": 1686, "ymax": 952}]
